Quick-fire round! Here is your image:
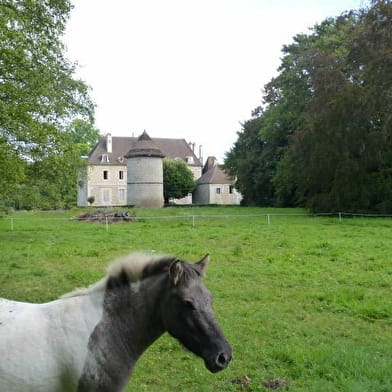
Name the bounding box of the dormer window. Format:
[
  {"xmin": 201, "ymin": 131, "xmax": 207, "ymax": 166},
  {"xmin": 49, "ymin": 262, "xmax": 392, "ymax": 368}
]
[
  {"xmin": 117, "ymin": 156, "xmax": 124, "ymax": 163},
  {"xmin": 185, "ymin": 156, "xmax": 194, "ymax": 164},
  {"xmin": 101, "ymin": 154, "xmax": 109, "ymax": 163}
]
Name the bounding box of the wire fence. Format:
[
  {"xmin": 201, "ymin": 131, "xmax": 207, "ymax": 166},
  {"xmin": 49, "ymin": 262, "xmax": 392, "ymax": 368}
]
[{"xmin": 2, "ymin": 211, "xmax": 392, "ymax": 233}]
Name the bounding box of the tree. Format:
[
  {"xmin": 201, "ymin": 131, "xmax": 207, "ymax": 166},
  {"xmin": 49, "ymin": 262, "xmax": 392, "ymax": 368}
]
[
  {"xmin": 0, "ymin": 0, "xmax": 94, "ymax": 204},
  {"xmin": 11, "ymin": 119, "xmax": 100, "ymax": 209},
  {"xmin": 65, "ymin": 118, "xmax": 101, "ymax": 156},
  {"xmin": 276, "ymin": 2, "xmax": 392, "ymax": 212},
  {"xmin": 264, "ymin": 14, "xmax": 359, "ymax": 207},
  {"xmin": 224, "ymin": 115, "xmax": 276, "ymax": 206},
  {"xmin": 163, "ymin": 159, "xmax": 195, "ymax": 204},
  {"xmin": 224, "ymin": 18, "xmax": 345, "ymax": 206},
  {"xmin": 225, "ymin": 4, "xmax": 392, "ymax": 211},
  {"xmin": 0, "ymin": 137, "xmax": 25, "ymax": 207},
  {"xmin": 271, "ymin": 14, "xmax": 358, "ymax": 207}
]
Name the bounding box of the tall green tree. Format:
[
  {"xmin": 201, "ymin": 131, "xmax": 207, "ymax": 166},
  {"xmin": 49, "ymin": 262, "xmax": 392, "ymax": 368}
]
[
  {"xmin": 163, "ymin": 159, "xmax": 195, "ymax": 204},
  {"xmin": 226, "ymin": 2, "xmax": 392, "ymax": 212},
  {"xmin": 272, "ymin": 13, "xmax": 358, "ymax": 207},
  {"xmin": 224, "ymin": 115, "xmax": 276, "ymax": 206},
  {"xmin": 225, "ymin": 15, "xmax": 354, "ymax": 206},
  {"xmin": 65, "ymin": 118, "xmax": 101, "ymax": 156},
  {"xmin": 0, "ymin": 0, "xmax": 94, "ymax": 205},
  {"xmin": 277, "ymin": 1, "xmax": 392, "ymax": 212},
  {"xmin": 266, "ymin": 14, "xmax": 358, "ymax": 206},
  {"xmin": 12, "ymin": 119, "xmax": 100, "ymax": 210}
]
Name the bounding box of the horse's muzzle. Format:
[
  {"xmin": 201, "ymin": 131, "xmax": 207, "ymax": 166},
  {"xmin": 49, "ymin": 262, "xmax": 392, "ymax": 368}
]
[{"xmin": 205, "ymin": 347, "xmax": 232, "ymax": 373}]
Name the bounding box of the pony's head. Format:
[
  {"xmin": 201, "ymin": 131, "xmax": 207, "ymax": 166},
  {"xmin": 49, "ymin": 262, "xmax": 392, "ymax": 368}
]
[{"xmin": 160, "ymin": 255, "xmax": 232, "ymax": 373}]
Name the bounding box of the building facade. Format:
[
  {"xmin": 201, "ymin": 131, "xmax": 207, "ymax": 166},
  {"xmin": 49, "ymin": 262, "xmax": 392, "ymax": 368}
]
[
  {"xmin": 77, "ymin": 132, "xmax": 241, "ymax": 207},
  {"xmin": 192, "ymin": 156, "xmax": 242, "ymax": 205}
]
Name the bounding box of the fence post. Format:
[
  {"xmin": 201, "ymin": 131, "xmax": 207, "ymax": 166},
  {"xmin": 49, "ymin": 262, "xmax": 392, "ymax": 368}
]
[
  {"xmin": 10, "ymin": 218, "xmax": 14, "ymax": 231},
  {"xmin": 105, "ymin": 217, "xmax": 109, "ymax": 232},
  {"xmin": 192, "ymin": 215, "xmax": 195, "ymax": 228},
  {"xmin": 267, "ymin": 214, "xmax": 271, "ymax": 224},
  {"xmin": 339, "ymin": 212, "xmax": 342, "ymax": 223}
]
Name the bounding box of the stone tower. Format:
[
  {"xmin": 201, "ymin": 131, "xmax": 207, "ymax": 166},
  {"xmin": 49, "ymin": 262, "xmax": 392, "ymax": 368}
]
[{"xmin": 125, "ymin": 131, "xmax": 165, "ymax": 208}]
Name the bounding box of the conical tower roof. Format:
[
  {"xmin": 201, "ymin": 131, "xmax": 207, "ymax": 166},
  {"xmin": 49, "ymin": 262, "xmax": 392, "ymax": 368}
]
[{"xmin": 125, "ymin": 130, "xmax": 165, "ymax": 158}]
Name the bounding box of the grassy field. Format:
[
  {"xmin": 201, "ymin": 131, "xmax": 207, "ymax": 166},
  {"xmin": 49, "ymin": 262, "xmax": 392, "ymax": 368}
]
[{"xmin": 0, "ymin": 207, "xmax": 391, "ymax": 391}]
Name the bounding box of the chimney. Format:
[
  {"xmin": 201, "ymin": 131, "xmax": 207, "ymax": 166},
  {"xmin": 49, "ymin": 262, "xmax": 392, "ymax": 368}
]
[
  {"xmin": 199, "ymin": 145, "xmax": 203, "ymax": 165},
  {"xmin": 106, "ymin": 133, "xmax": 112, "ymax": 153}
]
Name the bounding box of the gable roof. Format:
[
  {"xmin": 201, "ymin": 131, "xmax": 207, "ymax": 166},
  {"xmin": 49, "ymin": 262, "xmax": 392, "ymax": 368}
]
[
  {"xmin": 197, "ymin": 164, "xmax": 234, "ymax": 185},
  {"xmin": 88, "ymin": 134, "xmax": 202, "ymax": 166}
]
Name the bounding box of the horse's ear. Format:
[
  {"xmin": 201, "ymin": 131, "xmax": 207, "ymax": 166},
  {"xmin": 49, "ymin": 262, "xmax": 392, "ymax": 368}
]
[
  {"xmin": 169, "ymin": 260, "xmax": 183, "ymax": 286},
  {"xmin": 194, "ymin": 254, "xmax": 209, "ymax": 276}
]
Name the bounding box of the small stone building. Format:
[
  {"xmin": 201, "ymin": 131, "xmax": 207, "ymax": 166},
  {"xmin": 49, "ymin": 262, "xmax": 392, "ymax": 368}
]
[{"xmin": 192, "ymin": 156, "xmax": 242, "ymax": 205}]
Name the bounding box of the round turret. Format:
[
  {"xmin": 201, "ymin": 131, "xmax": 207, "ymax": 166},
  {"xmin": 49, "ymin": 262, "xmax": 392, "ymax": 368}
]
[{"xmin": 125, "ymin": 131, "xmax": 165, "ymax": 208}]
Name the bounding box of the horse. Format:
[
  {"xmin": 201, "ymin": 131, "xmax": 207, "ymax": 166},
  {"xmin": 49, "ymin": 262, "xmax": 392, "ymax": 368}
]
[{"xmin": 0, "ymin": 253, "xmax": 232, "ymax": 392}]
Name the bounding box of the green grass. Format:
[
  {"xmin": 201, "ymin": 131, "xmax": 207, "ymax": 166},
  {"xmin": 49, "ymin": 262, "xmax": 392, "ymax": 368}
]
[{"xmin": 0, "ymin": 207, "xmax": 391, "ymax": 391}]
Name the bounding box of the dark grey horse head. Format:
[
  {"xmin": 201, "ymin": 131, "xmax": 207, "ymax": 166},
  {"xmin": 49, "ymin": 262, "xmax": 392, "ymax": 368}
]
[{"xmin": 160, "ymin": 255, "xmax": 232, "ymax": 373}]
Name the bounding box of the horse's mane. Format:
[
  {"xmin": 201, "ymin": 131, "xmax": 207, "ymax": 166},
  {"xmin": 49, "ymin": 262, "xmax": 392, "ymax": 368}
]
[{"xmin": 61, "ymin": 253, "xmax": 175, "ymax": 299}]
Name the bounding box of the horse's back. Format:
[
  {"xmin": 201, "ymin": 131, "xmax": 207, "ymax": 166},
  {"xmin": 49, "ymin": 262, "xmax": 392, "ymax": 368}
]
[
  {"xmin": 1, "ymin": 298, "xmax": 47, "ymax": 390},
  {"xmin": 0, "ymin": 298, "xmax": 79, "ymax": 392},
  {"xmin": 0, "ymin": 297, "xmax": 37, "ymax": 322},
  {"xmin": 0, "ymin": 294, "xmax": 106, "ymax": 392}
]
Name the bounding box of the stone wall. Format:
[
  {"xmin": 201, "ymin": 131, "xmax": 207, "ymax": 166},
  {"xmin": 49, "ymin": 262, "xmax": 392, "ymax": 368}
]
[
  {"xmin": 127, "ymin": 157, "xmax": 164, "ymax": 208},
  {"xmin": 85, "ymin": 165, "xmax": 127, "ymax": 206}
]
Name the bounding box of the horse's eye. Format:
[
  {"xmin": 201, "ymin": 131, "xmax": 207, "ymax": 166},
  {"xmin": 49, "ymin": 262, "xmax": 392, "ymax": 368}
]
[{"xmin": 183, "ymin": 300, "xmax": 196, "ymax": 310}]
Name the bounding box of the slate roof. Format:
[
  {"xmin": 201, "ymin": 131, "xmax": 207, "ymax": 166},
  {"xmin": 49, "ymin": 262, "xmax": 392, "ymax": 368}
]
[
  {"xmin": 88, "ymin": 133, "xmax": 202, "ymax": 166},
  {"xmin": 197, "ymin": 164, "xmax": 235, "ymax": 185},
  {"xmin": 125, "ymin": 131, "xmax": 164, "ymax": 158},
  {"xmin": 202, "ymin": 156, "xmax": 218, "ymax": 174}
]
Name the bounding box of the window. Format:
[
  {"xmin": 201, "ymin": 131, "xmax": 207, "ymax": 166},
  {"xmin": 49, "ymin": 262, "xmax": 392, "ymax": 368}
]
[
  {"xmin": 103, "ymin": 189, "xmax": 110, "ymax": 203},
  {"xmin": 119, "ymin": 170, "xmax": 124, "ymax": 180},
  {"xmin": 229, "ymin": 185, "xmax": 234, "ymax": 194},
  {"xmin": 118, "ymin": 189, "xmax": 125, "ymax": 201},
  {"xmin": 103, "ymin": 170, "xmax": 109, "ymax": 180},
  {"xmin": 216, "ymin": 187, "xmax": 221, "ymax": 194},
  {"xmin": 101, "ymin": 154, "xmax": 109, "ymax": 163}
]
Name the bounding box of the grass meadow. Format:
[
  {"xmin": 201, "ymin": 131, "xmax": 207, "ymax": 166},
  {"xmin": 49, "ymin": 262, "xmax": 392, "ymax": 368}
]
[{"xmin": 0, "ymin": 206, "xmax": 391, "ymax": 391}]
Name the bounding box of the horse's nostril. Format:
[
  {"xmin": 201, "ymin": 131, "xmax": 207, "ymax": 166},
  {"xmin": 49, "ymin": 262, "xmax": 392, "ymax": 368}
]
[{"xmin": 216, "ymin": 352, "xmax": 228, "ymax": 367}]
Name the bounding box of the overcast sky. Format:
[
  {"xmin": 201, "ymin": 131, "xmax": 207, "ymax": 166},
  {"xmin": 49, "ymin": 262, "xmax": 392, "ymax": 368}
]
[{"xmin": 64, "ymin": 0, "xmax": 364, "ymax": 162}]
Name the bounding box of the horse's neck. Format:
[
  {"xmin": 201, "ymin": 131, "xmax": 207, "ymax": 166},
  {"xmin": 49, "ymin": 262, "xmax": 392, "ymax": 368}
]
[
  {"xmin": 47, "ymin": 290, "xmax": 105, "ymax": 334},
  {"xmin": 78, "ymin": 274, "xmax": 166, "ymax": 390},
  {"xmin": 119, "ymin": 275, "xmax": 167, "ymax": 356}
]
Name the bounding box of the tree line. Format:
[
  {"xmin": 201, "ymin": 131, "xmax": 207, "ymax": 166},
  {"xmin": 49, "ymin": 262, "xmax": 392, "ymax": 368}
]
[
  {"xmin": 1, "ymin": 0, "xmax": 99, "ymax": 210},
  {"xmin": 225, "ymin": 0, "xmax": 392, "ymax": 213}
]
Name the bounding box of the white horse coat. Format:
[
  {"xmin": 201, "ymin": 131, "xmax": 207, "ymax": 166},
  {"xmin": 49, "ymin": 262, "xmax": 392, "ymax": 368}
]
[{"xmin": 0, "ymin": 293, "xmax": 104, "ymax": 392}]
